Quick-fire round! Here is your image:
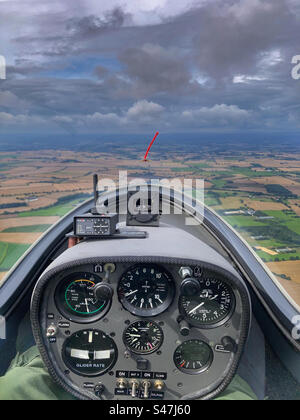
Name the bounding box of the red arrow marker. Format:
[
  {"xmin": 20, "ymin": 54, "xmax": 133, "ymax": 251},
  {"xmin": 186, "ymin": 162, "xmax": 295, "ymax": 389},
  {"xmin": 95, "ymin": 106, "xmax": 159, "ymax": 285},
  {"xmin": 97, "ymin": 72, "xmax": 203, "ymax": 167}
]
[{"xmin": 143, "ymin": 132, "xmax": 159, "ymax": 161}]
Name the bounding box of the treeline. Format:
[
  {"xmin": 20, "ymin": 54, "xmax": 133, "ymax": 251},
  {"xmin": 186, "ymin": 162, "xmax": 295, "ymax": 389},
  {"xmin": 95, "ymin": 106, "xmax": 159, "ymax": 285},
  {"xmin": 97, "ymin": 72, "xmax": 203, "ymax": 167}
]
[
  {"xmin": 244, "ymin": 225, "xmax": 300, "ymax": 247},
  {"xmin": 0, "ymin": 202, "xmax": 27, "ymax": 209},
  {"xmin": 265, "ymin": 184, "xmax": 296, "ymax": 198}
]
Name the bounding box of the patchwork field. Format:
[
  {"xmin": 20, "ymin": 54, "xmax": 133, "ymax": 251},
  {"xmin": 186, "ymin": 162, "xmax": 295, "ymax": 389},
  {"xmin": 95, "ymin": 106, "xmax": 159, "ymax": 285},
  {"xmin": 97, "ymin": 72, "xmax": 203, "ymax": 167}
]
[{"xmin": 0, "ymin": 147, "xmax": 299, "ymax": 307}]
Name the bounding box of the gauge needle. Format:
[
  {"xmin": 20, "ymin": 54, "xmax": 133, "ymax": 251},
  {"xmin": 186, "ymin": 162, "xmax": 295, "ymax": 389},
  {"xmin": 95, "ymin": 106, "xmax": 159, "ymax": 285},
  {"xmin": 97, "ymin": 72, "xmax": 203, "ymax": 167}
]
[
  {"xmin": 85, "ymin": 299, "xmax": 90, "ymax": 313},
  {"xmin": 125, "ymin": 289, "xmax": 138, "ymax": 297},
  {"xmin": 210, "ymin": 295, "xmax": 218, "ymax": 301},
  {"xmin": 189, "ymin": 302, "xmax": 205, "ymax": 314}
]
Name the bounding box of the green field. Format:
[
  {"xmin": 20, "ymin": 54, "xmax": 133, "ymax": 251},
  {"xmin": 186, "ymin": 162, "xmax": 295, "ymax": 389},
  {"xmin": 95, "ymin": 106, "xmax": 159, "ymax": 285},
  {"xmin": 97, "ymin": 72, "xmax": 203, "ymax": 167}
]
[
  {"xmin": 229, "ymin": 166, "xmax": 279, "ymax": 178},
  {"xmin": 0, "ymin": 242, "xmax": 31, "ymax": 271},
  {"xmin": 223, "ymin": 215, "xmax": 268, "ymax": 228},
  {"xmin": 2, "ymin": 224, "xmax": 52, "ymax": 233},
  {"xmin": 17, "ymin": 199, "xmax": 83, "ymax": 218},
  {"xmin": 205, "ymin": 195, "xmax": 221, "ymax": 207},
  {"xmin": 261, "ymin": 211, "xmax": 300, "ymax": 235},
  {"xmin": 171, "ymin": 163, "xmax": 212, "ymax": 172},
  {"xmin": 211, "ymin": 179, "xmax": 228, "ymax": 189}
]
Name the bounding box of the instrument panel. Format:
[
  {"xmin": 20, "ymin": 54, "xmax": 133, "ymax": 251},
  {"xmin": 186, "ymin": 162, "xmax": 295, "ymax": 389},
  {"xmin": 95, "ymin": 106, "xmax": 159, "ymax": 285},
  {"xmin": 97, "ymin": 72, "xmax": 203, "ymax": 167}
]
[{"xmin": 32, "ymin": 260, "xmax": 251, "ymax": 400}]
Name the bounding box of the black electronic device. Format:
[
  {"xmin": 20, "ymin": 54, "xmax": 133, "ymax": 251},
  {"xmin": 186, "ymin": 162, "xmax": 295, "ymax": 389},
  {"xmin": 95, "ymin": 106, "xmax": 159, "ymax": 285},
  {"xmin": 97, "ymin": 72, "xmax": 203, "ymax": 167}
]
[
  {"xmin": 74, "ymin": 214, "xmax": 118, "ymax": 237},
  {"xmin": 126, "ymin": 187, "xmax": 160, "ymax": 227},
  {"xmin": 73, "ymin": 174, "xmax": 119, "ymax": 237}
]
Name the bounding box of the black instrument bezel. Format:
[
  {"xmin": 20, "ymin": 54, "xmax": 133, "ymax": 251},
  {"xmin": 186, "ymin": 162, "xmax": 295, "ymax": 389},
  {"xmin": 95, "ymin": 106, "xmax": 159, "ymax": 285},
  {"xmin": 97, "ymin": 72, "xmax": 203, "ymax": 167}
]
[
  {"xmin": 54, "ymin": 272, "xmax": 111, "ymax": 324},
  {"xmin": 173, "ymin": 339, "xmax": 214, "ymax": 375},
  {"xmin": 62, "ymin": 329, "xmax": 118, "ymax": 377},
  {"xmin": 178, "ymin": 276, "xmax": 236, "ymax": 329},
  {"xmin": 123, "ymin": 320, "xmax": 164, "ymax": 355},
  {"xmin": 117, "ymin": 263, "xmax": 176, "ymax": 317}
]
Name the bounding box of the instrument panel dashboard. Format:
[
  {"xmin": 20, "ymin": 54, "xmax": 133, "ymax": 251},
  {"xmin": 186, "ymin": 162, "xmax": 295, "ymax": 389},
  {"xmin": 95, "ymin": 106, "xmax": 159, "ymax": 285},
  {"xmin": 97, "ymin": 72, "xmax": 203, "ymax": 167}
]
[{"xmin": 32, "ymin": 258, "xmax": 251, "ymax": 400}]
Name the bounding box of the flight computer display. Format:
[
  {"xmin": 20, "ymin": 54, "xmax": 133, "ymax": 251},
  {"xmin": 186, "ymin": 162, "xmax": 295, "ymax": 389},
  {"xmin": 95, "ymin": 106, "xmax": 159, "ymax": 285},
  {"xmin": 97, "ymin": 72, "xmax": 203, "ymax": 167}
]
[{"xmin": 74, "ymin": 214, "xmax": 118, "ymax": 237}]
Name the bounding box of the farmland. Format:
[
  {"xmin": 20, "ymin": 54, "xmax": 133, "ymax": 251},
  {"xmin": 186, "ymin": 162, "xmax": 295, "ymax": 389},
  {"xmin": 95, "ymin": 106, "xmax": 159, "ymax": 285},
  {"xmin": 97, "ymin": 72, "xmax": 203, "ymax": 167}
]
[{"xmin": 0, "ymin": 146, "xmax": 299, "ymax": 307}]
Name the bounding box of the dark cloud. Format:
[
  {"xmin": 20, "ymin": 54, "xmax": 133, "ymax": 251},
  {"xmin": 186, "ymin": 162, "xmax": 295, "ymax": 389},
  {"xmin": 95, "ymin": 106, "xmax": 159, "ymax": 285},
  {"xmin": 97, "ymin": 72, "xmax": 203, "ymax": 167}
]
[
  {"xmin": 190, "ymin": 0, "xmax": 299, "ymax": 80},
  {"xmin": 65, "ymin": 8, "xmax": 128, "ymax": 38},
  {"xmin": 118, "ymin": 44, "xmax": 194, "ymax": 96}
]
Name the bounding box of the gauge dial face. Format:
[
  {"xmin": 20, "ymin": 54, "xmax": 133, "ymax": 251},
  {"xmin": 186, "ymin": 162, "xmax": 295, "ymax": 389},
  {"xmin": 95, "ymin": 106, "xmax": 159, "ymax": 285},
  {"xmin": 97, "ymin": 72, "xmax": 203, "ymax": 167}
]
[
  {"xmin": 62, "ymin": 330, "xmax": 118, "ymax": 376},
  {"xmin": 55, "ymin": 272, "xmax": 110, "ymax": 322},
  {"xmin": 118, "ymin": 264, "xmax": 175, "ymax": 317},
  {"xmin": 123, "ymin": 320, "xmax": 164, "ymax": 355},
  {"xmin": 174, "ymin": 340, "xmax": 213, "ymax": 375},
  {"xmin": 179, "ymin": 278, "xmax": 235, "ymax": 328}
]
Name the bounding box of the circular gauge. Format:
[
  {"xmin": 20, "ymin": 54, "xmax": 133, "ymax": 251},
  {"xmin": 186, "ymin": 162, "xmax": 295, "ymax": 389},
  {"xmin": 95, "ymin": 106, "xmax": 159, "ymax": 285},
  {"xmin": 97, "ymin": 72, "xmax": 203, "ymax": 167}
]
[
  {"xmin": 174, "ymin": 340, "xmax": 213, "ymax": 375},
  {"xmin": 62, "ymin": 330, "xmax": 118, "ymax": 377},
  {"xmin": 123, "ymin": 320, "xmax": 164, "ymax": 355},
  {"xmin": 179, "ymin": 277, "xmax": 235, "ymax": 328},
  {"xmin": 55, "ymin": 272, "xmax": 111, "ymax": 322},
  {"xmin": 117, "ymin": 264, "xmax": 175, "ymax": 317}
]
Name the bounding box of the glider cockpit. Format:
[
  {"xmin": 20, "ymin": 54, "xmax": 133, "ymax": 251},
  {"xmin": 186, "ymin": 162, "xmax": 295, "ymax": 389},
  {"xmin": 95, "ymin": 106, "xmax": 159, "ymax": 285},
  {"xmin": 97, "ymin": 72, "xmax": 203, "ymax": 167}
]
[{"xmin": 0, "ymin": 184, "xmax": 299, "ymax": 400}]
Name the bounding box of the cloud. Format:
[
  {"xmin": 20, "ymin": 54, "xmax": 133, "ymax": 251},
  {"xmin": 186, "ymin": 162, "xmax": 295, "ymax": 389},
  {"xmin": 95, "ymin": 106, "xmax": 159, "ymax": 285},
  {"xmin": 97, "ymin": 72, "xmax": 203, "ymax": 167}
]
[
  {"xmin": 0, "ymin": 0, "xmax": 299, "ymax": 136},
  {"xmin": 127, "ymin": 100, "xmax": 164, "ymax": 119},
  {"xmin": 81, "ymin": 100, "xmax": 165, "ymax": 127},
  {"xmin": 65, "ymin": 8, "xmax": 128, "ymax": 39},
  {"xmin": 119, "ymin": 44, "xmax": 193, "ymax": 96},
  {"xmin": 0, "ymin": 90, "xmax": 30, "ymax": 112},
  {"xmin": 0, "ymin": 99, "xmax": 165, "ymax": 132},
  {"xmin": 0, "ymin": 111, "xmax": 45, "ymax": 126},
  {"xmin": 181, "ymin": 104, "xmax": 251, "ymax": 128}
]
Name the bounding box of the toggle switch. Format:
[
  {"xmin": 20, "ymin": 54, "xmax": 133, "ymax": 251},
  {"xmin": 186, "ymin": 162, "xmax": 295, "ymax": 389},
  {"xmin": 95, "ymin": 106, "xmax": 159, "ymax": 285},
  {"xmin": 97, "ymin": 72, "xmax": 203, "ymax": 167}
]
[
  {"xmin": 142, "ymin": 380, "xmax": 151, "ymax": 399},
  {"xmin": 154, "ymin": 380, "xmax": 165, "ymax": 391},
  {"xmin": 116, "ymin": 378, "xmax": 127, "ymax": 389},
  {"xmin": 130, "ymin": 379, "xmax": 139, "ymax": 398},
  {"xmin": 46, "ymin": 324, "xmax": 57, "ymax": 337}
]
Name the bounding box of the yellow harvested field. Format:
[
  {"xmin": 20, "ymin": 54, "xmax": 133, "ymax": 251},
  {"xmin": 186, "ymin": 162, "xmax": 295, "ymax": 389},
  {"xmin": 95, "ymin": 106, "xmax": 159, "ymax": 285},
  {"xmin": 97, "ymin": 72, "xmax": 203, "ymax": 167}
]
[
  {"xmin": 244, "ymin": 200, "xmax": 289, "ymax": 211},
  {"xmin": 255, "ymin": 246, "xmax": 278, "ymax": 256},
  {"xmin": 0, "ymin": 196, "xmax": 26, "ymax": 205},
  {"xmin": 214, "ymin": 196, "xmax": 244, "ymax": 210},
  {"xmin": 267, "ymin": 261, "xmax": 300, "ymax": 284},
  {"xmin": 280, "ymin": 167, "xmax": 300, "ymax": 173},
  {"xmin": 0, "ymin": 182, "xmax": 91, "ymax": 196},
  {"xmin": 0, "ymin": 233, "xmax": 41, "ymax": 244},
  {"xmin": 255, "ymin": 176, "xmax": 299, "ymax": 187},
  {"xmin": 267, "ymin": 261, "xmax": 300, "ymax": 306},
  {"xmin": 276, "ymin": 278, "xmax": 300, "ymax": 307},
  {"xmin": 0, "ymin": 216, "xmax": 60, "ymax": 231}
]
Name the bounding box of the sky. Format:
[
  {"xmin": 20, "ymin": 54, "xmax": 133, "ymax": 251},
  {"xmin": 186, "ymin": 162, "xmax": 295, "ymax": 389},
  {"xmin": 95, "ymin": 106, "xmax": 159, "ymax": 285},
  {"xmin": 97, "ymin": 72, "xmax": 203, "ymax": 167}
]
[{"xmin": 0, "ymin": 0, "xmax": 300, "ymax": 138}]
